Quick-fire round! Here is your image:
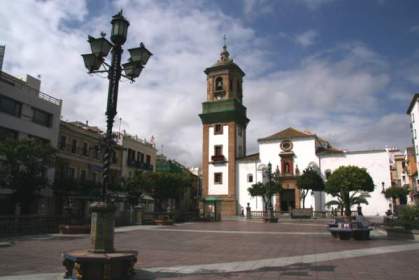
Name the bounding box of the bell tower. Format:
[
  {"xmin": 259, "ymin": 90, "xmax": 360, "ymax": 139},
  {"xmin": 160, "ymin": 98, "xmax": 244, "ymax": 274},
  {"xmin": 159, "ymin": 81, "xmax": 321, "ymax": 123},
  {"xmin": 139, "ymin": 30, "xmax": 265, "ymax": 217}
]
[{"xmin": 199, "ymin": 43, "xmax": 249, "ymax": 216}]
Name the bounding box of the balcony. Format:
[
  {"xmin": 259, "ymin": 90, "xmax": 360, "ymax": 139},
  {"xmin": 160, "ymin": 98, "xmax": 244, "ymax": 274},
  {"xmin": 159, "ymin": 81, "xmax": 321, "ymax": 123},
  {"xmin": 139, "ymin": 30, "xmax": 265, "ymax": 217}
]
[
  {"xmin": 211, "ymin": 155, "xmax": 226, "ymax": 163},
  {"xmin": 127, "ymin": 159, "xmax": 153, "ymax": 171}
]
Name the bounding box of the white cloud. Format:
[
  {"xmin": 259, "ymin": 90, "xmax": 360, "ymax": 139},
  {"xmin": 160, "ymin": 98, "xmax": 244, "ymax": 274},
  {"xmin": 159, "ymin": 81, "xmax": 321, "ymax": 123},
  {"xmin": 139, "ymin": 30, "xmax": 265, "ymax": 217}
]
[
  {"xmin": 0, "ymin": 0, "xmax": 411, "ymax": 168},
  {"xmin": 295, "ymin": 30, "xmax": 318, "ymax": 47},
  {"xmin": 296, "ymin": 0, "xmax": 339, "ymax": 10},
  {"xmin": 410, "ymin": 25, "xmax": 419, "ymax": 33},
  {"xmin": 243, "ymin": 0, "xmax": 273, "ymax": 17}
]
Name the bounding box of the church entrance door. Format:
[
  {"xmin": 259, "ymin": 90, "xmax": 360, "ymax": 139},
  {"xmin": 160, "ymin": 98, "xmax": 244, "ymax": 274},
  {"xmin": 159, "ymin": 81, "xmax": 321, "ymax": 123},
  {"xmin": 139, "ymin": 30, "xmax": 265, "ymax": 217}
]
[{"xmin": 281, "ymin": 189, "xmax": 295, "ymax": 212}]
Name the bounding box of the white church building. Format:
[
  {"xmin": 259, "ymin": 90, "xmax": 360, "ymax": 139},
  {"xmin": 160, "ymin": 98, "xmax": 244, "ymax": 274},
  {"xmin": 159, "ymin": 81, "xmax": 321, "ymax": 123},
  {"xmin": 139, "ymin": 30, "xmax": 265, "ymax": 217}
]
[{"xmin": 200, "ymin": 45, "xmax": 391, "ymax": 217}]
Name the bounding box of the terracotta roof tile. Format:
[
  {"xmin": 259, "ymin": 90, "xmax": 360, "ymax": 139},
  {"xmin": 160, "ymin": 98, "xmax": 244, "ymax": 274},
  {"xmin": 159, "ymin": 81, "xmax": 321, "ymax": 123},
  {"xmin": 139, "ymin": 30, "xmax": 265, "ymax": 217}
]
[
  {"xmin": 238, "ymin": 153, "xmax": 259, "ymax": 161},
  {"xmin": 258, "ymin": 127, "xmax": 314, "ymax": 142}
]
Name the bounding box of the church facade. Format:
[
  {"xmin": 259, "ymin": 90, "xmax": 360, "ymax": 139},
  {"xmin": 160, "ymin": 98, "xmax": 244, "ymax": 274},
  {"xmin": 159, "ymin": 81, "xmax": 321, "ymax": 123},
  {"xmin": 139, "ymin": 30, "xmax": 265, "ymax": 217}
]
[{"xmin": 200, "ymin": 46, "xmax": 391, "ymax": 217}]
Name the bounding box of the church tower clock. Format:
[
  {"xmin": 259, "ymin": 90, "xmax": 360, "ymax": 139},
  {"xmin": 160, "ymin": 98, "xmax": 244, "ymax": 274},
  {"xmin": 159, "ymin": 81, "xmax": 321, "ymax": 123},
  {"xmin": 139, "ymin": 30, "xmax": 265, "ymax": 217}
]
[{"xmin": 199, "ymin": 43, "xmax": 249, "ymax": 216}]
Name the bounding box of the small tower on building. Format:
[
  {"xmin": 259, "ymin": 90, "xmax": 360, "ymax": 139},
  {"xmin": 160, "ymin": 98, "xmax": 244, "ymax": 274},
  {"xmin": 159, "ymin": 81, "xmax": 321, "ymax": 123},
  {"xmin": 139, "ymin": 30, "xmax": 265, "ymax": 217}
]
[{"xmin": 199, "ymin": 42, "xmax": 249, "ymax": 216}]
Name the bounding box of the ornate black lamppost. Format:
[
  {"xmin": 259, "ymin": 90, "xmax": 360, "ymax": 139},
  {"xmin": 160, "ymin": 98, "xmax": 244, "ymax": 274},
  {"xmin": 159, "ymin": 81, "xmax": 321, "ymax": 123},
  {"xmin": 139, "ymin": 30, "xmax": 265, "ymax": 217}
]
[
  {"xmin": 82, "ymin": 11, "xmax": 152, "ymax": 201},
  {"xmin": 63, "ymin": 11, "xmax": 151, "ymax": 280},
  {"xmin": 266, "ymin": 162, "xmax": 274, "ymax": 220}
]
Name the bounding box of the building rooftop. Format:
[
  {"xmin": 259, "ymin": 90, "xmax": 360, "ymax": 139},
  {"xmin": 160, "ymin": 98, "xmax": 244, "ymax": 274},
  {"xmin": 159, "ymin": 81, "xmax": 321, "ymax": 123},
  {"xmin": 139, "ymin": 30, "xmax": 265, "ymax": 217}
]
[
  {"xmin": 258, "ymin": 127, "xmax": 315, "ymax": 142},
  {"xmin": 0, "ymin": 70, "xmax": 62, "ymax": 107},
  {"xmin": 406, "ymin": 93, "xmax": 419, "ymax": 114},
  {"xmin": 238, "ymin": 153, "xmax": 260, "ymax": 162}
]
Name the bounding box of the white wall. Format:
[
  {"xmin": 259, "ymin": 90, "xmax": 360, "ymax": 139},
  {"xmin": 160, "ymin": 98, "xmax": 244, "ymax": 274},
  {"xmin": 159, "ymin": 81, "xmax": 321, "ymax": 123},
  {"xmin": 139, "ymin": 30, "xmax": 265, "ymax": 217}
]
[
  {"xmin": 410, "ymin": 102, "xmax": 419, "ymax": 185},
  {"xmin": 208, "ymin": 125, "xmax": 229, "ymax": 195},
  {"xmin": 237, "ymin": 160, "xmax": 265, "ymax": 212},
  {"xmin": 259, "ymin": 138, "xmax": 319, "ymax": 173},
  {"xmin": 320, "ymin": 151, "xmax": 391, "ymax": 216}
]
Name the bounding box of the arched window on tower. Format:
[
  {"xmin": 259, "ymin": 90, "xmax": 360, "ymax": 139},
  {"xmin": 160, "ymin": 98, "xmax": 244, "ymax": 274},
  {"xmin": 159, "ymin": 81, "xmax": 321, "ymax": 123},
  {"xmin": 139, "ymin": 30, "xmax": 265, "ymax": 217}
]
[{"xmin": 215, "ymin": 77, "xmax": 223, "ymax": 91}]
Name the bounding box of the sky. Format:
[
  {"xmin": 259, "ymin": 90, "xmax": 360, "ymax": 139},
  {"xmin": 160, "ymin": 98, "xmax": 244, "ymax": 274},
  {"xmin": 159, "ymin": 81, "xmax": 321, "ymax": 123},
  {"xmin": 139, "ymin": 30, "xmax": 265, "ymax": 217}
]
[{"xmin": 1, "ymin": 0, "xmax": 419, "ymax": 167}]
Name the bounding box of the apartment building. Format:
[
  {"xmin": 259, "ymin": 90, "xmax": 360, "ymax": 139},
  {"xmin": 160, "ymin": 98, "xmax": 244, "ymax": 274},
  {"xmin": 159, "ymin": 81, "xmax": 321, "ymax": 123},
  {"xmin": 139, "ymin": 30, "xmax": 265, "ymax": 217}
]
[
  {"xmin": 117, "ymin": 132, "xmax": 157, "ymax": 178},
  {"xmin": 0, "ymin": 70, "xmax": 62, "ymax": 215}
]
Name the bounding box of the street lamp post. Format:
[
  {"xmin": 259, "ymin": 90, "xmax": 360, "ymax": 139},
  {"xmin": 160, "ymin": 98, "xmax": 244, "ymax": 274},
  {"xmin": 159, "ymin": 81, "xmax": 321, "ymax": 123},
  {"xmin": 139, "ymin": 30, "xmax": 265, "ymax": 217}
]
[
  {"xmin": 63, "ymin": 11, "xmax": 152, "ymax": 280},
  {"xmin": 82, "ymin": 11, "xmax": 152, "ymax": 202},
  {"xmin": 266, "ymin": 162, "xmax": 274, "ymax": 220}
]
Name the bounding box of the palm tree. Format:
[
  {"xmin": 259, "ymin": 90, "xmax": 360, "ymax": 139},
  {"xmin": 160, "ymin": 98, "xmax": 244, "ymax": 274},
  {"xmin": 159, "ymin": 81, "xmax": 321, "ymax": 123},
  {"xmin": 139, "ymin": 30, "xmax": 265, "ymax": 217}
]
[{"xmin": 325, "ymin": 192, "xmax": 370, "ymax": 216}]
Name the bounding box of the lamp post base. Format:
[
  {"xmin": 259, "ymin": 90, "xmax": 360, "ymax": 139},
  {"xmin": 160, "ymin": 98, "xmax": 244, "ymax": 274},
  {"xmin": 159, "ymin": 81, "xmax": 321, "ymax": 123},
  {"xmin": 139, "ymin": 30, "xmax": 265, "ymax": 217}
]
[
  {"xmin": 63, "ymin": 250, "xmax": 137, "ymax": 280},
  {"xmin": 62, "ymin": 201, "xmax": 138, "ymax": 279}
]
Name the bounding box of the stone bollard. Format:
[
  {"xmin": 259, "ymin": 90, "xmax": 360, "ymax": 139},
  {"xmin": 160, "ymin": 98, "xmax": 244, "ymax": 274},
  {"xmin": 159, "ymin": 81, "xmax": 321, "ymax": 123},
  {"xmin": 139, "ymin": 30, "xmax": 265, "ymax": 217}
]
[{"xmin": 246, "ymin": 202, "xmax": 251, "ymax": 219}]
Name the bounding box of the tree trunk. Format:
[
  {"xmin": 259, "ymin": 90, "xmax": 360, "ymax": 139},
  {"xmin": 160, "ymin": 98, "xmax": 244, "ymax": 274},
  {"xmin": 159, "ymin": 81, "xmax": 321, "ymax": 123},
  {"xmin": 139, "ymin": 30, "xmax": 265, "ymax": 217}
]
[{"xmin": 344, "ymin": 192, "xmax": 351, "ymax": 221}]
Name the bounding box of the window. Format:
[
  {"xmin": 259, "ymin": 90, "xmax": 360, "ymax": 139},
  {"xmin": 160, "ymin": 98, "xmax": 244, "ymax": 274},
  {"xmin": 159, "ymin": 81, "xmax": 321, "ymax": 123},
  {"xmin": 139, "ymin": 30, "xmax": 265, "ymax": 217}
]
[
  {"xmin": 32, "ymin": 108, "xmax": 52, "ymax": 127},
  {"xmin": 128, "ymin": 149, "xmax": 135, "ymax": 162},
  {"xmin": 71, "ymin": 139, "xmax": 77, "ymax": 153},
  {"xmin": 215, "ymin": 77, "xmax": 223, "ymax": 91},
  {"xmin": 146, "ymin": 155, "xmax": 151, "ymax": 165},
  {"xmin": 92, "ymin": 172, "xmax": 97, "ymax": 183},
  {"xmin": 214, "ymin": 124, "xmax": 223, "ymax": 135},
  {"xmin": 0, "ymin": 126, "xmax": 18, "ymax": 140},
  {"xmin": 68, "ymin": 167, "xmax": 75, "ymax": 179},
  {"xmin": 80, "ymin": 170, "xmax": 86, "ymax": 181},
  {"xmin": 83, "ymin": 142, "xmax": 89, "ymax": 156},
  {"xmin": 59, "ymin": 136, "xmax": 66, "ymax": 150},
  {"xmin": 325, "ymin": 169, "xmax": 332, "ymax": 179},
  {"xmin": 247, "ymin": 174, "xmax": 253, "ymax": 183},
  {"xmin": 214, "ymin": 172, "xmax": 223, "ymax": 184},
  {"xmin": 214, "ymin": 145, "xmax": 223, "ymax": 156},
  {"xmin": 112, "ymin": 150, "xmax": 117, "ymax": 164},
  {"xmin": 0, "ymin": 95, "xmax": 21, "ymax": 117},
  {"xmin": 94, "ymin": 145, "xmax": 100, "ymax": 159}
]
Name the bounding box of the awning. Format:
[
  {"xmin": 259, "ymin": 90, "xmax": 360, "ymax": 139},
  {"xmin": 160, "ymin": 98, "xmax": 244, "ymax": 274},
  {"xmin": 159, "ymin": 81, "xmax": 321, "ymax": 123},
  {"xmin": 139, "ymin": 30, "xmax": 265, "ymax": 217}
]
[
  {"xmin": 203, "ymin": 196, "xmax": 219, "ymax": 202},
  {"xmin": 141, "ymin": 194, "xmax": 154, "ymax": 201}
]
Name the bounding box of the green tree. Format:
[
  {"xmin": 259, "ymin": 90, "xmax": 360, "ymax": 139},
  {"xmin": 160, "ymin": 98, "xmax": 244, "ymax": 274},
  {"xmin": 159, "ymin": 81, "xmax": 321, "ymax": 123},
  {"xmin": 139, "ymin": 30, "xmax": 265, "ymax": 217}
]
[
  {"xmin": 296, "ymin": 167, "xmax": 325, "ymax": 208},
  {"xmin": 384, "ymin": 185, "xmax": 409, "ymax": 207},
  {"xmin": 325, "ymin": 166, "xmax": 374, "ymax": 218},
  {"xmin": 247, "ymin": 163, "xmax": 282, "ymax": 219},
  {"xmin": 0, "ymin": 139, "xmax": 56, "ymax": 214},
  {"xmin": 127, "ymin": 171, "xmax": 192, "ymax": 211}
]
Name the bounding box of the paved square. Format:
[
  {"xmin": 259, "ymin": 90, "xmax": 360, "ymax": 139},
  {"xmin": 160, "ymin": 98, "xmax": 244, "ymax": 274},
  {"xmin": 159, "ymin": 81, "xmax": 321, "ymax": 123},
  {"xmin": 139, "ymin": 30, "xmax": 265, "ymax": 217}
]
[{"xmin": 0, "ymin": 219, "xmax": 418, "ymax": 279}]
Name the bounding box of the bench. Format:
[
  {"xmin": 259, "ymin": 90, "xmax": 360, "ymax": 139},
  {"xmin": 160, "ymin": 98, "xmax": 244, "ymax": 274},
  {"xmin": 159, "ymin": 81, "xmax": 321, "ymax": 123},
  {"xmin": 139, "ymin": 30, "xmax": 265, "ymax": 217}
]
[
  {"xmin": 291, "ymin": 208, "xmax": 313, "ymax": 219},
  {"xmin": 328, "ymin": 216, "xmax": 372, "ymax": 240}
]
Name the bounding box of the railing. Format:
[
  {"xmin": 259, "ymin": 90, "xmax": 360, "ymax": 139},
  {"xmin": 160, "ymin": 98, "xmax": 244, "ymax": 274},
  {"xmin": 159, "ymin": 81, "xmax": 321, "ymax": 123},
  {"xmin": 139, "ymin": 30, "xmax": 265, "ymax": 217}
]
[
  {"xmin": 38, "ymin": 91, "xmax": 62, "ymax": 106},
  {"xmin": 248, "ymin": 210, "xmax": 359, "ymax": 219},
  {"xmin": 211, "ymin": 155, "xmax": 226, "ymax": 162},
  {"xmin": 249, "ymin": 211, "xmax": 283, "ymax": 218},
  {"xmin": 142, "ymin": 211, "xmax": 199, "ymax": 224},
  {"xmin": 0, "ymin": 215, "xmax": 67, "ymax": 237},
  {"xmin": 127, "ymin": 160, "xmax": 153, "ymax": 171},
  {"xmin": 0, "ymin": 71, "xmax": 62, "ymax": 107}
]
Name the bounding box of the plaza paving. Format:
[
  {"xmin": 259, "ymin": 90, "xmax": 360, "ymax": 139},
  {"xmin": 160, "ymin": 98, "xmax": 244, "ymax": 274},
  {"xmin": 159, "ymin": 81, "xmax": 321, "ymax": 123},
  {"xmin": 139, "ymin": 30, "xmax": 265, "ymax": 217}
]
[{"xmin": 0, "ymin": 219, "xmax": 418, "ymax": 279}]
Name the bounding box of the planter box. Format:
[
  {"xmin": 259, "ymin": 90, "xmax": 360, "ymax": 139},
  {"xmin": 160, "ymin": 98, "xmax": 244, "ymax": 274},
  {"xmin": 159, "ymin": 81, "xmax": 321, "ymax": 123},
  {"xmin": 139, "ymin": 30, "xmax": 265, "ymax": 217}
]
[
  {"xmin": 291, "ymin": 208, "xmax": 313, "ymax": 219},
  {"xmin": 352, "ymin": 229, "xmax": 370, "ymax": 240},
  {"xmin": 58, "ymin": 224, "xmax": 90, "ymax": 234},
  {"xmin": 385, "ymin": 227, "xmax": 419, "ymax": 240},
  {"xmin": 153, "ymin": 219, "xmax": 174, "ymax": 225},
  {"xmin": 263, "ymin": 217, "xmax": 278, "ymax": 223},
  {"xmin": 329, "ymin": 227, "xmax": 371, "ymax": 240}
]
